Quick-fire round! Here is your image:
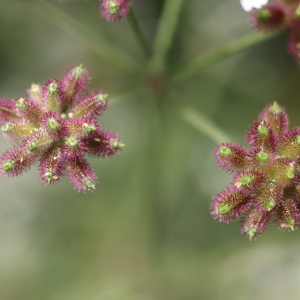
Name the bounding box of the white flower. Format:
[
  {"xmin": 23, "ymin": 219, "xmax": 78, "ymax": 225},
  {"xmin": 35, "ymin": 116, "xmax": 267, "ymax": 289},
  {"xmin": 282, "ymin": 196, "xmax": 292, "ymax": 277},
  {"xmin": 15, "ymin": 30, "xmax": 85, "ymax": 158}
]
[{"xmin": 240, "ymin": 0, "xmax": 268, "ymax": 12}]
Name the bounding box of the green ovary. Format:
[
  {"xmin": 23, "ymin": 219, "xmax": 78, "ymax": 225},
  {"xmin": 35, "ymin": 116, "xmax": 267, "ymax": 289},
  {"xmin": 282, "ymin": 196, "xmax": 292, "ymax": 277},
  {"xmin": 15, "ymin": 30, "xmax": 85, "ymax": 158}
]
[
  {"xmin": 219, "ymin": 146, "xmax": 232, "ymax": 158},
  {"xmin": 218, "ymin": 203, "xmax": 232, "ymax": 216},
  {"xmin": 257, "ymin": 124, "xmax": 269, "ymax": 136},
  {"xmin": 239, "ymin": 174, "xmax": 254, "ymax": 186},
  {"xmin": 265, "ymin": 199, "xmax": 276, "ymax": 211},
  {"xmin": 2, "ymin": 160, "xmax": 14, "ymax": 172}
]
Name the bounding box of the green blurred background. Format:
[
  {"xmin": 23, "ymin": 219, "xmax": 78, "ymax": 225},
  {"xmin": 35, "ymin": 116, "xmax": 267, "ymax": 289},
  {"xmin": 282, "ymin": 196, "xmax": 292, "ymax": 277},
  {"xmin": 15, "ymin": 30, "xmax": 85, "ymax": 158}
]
[{"xmin": 1, "ymin": 0, "xmax": 300, "ymax": 299}]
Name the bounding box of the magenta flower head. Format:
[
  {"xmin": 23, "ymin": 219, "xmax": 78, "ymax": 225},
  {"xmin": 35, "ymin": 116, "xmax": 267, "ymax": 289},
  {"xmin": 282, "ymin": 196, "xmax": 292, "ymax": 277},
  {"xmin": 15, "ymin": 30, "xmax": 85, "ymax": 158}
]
[
  {"xmin": 211, "ymin": 102, "xmax": 300, "ymax": 240},
  {"xmin": 100, "ymin": 0, "xmax": 131, "ymax": 22},
  {"xmin": 0, "ymin": 65, "xmax": 124, "ymax": 193},
  {"xmin": 245, "ymin": 0, "xmax": 300, "ymax": 59},
  {"xmin": 250, "ymin": 4, "xmax": 286, "ymax": 32}
]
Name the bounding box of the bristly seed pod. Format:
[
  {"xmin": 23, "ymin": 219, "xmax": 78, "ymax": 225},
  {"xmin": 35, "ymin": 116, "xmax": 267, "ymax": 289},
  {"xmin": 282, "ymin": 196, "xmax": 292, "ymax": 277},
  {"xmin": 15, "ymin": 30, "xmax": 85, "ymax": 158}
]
[
  {"xmin": 101, "ymin": 0, "xmax": 131, "ymax": 22},
  {"xmin": 212, "ymin": 102, "xmax": 300, "ymax": 239},
  {"xmin": 0, "ymin": 65, "xmax": 123, "ymax": 192}
]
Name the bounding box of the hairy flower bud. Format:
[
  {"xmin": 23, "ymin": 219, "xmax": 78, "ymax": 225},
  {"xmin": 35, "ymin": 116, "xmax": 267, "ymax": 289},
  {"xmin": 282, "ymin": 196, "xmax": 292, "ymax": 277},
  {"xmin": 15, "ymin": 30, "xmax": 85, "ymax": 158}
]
[
  {"xmin": 212, "ymin": 102, "xmax": 300, "ymax": 239},
  {"xmin": 101, "ymin": 0, "xmax": 131, "ymax": 22},
  {"xmin": 241, "ymin": 207, "xmax": 271, "ymax": 240},
  {"xmin": 213, "ymin": 142, "xmax": 249, "ymax": 173},
  {"xmin": 70, "ymin": 91, "xmax": 108, "ymax": 118},
  {"xmin": 211, "ymin": 187, "xmax": 250, "ymax": 222},
  {"xmin": 247, "ymin": 120, "xmax": 277, "ymax": 152},
  {"xmin": 0, "ymin": 66, "xmax": 123, "ymax": 192},
  {"xmin": 42, "ymin": 80, "xmax": 62, "ymax": 113},
  {"xmin": 250, "ymin": 4, "xmax": 286, "ymax": 32}
]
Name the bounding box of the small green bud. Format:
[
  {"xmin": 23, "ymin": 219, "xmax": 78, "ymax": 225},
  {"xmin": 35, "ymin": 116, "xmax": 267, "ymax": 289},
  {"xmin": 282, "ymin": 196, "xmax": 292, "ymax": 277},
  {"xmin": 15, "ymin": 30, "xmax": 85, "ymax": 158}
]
[
  {"xmin": 239, "ymin": 174, "xmax": 254, "ymax": 187},
  {"xmin": 256, "ymin": 151, "xmax": 270, "ymax": 162},
  {"xmin": 82, "ymin": 123, "xmax": 96, "ymax": 134},
  {"xmin": 285, "ymin": 163, "xmax": 295, "ymax": 180},
  {"xmin": 73, "ymin": 65, "xmax": 83, "ymax": 78},
  {"xmin": 256, "ymin": 9, "xmax": 271, "ymax": 20},
  {"xmin": 269, "ymin": 101, "xmax": 280, "ymax": 114},
  {"xmin": 257, "ymin": 124, "xmax": 269, "ymax": 136},
  {"xmin": 27, "ymin": 140, "xmax": 39, "ymax": 152},
  {"xmin": 48, "ymin": 82, "xmax": 58, "ymax": 94},
  {"xmin": 219, "ymin": 146, "xmax": 232, "ymax": 158},
  {"xmin": 84, "ymin": 178, "xmax": 96, "ymax": 190},
  {"xmin": 247, "ymin": 226, "xmax": 257, "ymax": 241},
  {"xmin": 108, "ymin": 0, "xmax": 119, "ymax": 14},
  {"xmin": 1, "ymin": 124, "xmax": 14, "ymax": 133},
  {"xmin": 110, "ymin": 140, "xmax": 125, "ymax": 149},
  {"xmin": 2, "ymin": 160, "xmax": 14, "ymax": 172},
  {"xmin": 47, "ymin": 118, "xmax": 60, "ymax": 131},
  {"xmin": 16, "ymin": 98, "xmax": 26, "ymax": 110},
  {"xmin": 218, "ymin": 203, "xmax": 232, "ymax": 216},
  {"xmin": 296, "ymin": 135, "xmax": 300, "ymax": 145},
  {"xmin": 66, "ymin": 136, "xmax": 78, "ymax": 147},
  {"xmin": 265, "ymin": 198, "xmax": 276, "ymax": 211},
  {"xmin": 97, "ymin": 93, "xmax": 108, "ymax": 103}
]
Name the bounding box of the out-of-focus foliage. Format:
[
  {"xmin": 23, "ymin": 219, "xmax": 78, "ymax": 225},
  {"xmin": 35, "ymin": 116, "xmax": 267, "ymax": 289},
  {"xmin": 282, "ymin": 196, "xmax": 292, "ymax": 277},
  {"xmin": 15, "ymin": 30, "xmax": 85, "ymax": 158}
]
[{"xmin": 1, "ymin": 0, "xmax": 300, "ymax": 299}]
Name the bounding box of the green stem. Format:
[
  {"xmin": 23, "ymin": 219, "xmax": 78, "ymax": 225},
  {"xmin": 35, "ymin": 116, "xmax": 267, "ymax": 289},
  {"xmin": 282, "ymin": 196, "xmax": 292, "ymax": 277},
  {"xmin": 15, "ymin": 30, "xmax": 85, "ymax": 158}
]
[
  {"xmin": 148, "ymin": 0, "xmax": 185, "ymax": 73},
  {"xmin": 127, "ymin": 8, "xmax": 149, "ymax": 61},
  {"xmin": 23, "ymin": 0, "xmax": 138, "ymax": 71},
  {"xmin": 170, "ymin": 32, "xmax": 274, "ymax": 83},
  {"xmin": 181, "ymin": 106, "xmax": 231, "ymax": 144}
]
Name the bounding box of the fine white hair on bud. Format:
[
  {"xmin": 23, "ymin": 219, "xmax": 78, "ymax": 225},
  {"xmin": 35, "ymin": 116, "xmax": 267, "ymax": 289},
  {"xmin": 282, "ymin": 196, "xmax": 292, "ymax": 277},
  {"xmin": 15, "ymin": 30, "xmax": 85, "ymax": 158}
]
[{"xmin": 240, "ymin": 0, "xmax": 268, "ymax": 12}]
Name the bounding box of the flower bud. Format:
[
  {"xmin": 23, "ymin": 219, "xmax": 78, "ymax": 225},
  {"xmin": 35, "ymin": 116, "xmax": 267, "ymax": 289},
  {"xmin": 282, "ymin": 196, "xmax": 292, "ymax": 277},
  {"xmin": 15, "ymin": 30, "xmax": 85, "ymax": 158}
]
[
  {"xmin": 275, "ymin": 198, "xmax": 300, "ymax": 231},
  {"xmin": 272, "ymin": 158, "xmax": 297, "ymax": 187},
  {"xmin": 250, "ymin": 4, "xmax": 286, "ymax": 32},
  {"xmin": 0, "ymin": 99, "xmax": 19, "ymax": 125},
  {"xmin": 255, "ymin": 182, "xmax": 282, "ymax": 212},
  {"xmin": 211, "ymin": 187, "xmax": 250, "ymax": 222},
  {"xmin": 42, "ymin": 80, "xmax": 62, "ymax": 113},
  {"xmin": 233, "ymin": 168, "xmax": 266, "ymax": 193},
  {"xmin": 65, "ymin": 117, "xmax": 98, "ymax": 139},
  {"xmin": 213, "ymin": 142, "xmax": 249, "ymax": 173},
  {"xmin": 259, "ymin": 102, "xmax": 289, "ymax": 139},
  {"xmin": 60, "ymin": 65, "xmax": 89, "ymax": 110},
  {"xmin": 246, "ymin": 121, "xmax": 277, "ymax": 152},
  {"xmin": 40, "ymin": 146, "xmax": 64, "ymax": 184},
  {"xmin": 82, "ymin": 129, "xmax": 123, "ymax": 157},
  {"xmin": 70, "ymin": 91, "xmax": 108, "ymax": 118},
  {"xmin": 15, "ymin": 97, "xmax": 43, "ymax": 125},
  {"xmin": 1, "ymin": 121, "xmax": 36, "ymax": 141},
  {"xmin": 241, "ymin": 207, "xmax": 271, "ymax": 240},
  {"xmin": 0, "ymin": 146, "xmax": 35, "ymax": 177},
  {"xmin": 277, "ymin": 127, "xmax": 300, "ymax": 159},
  {"xmin": 65, "ymin": 158, "xmax": 97, "ymax": 193},
  {"xmin": 23, "ymin": 129, "xmax": 53, "ymax": 154},
  {"xmin": 101, "ymin": 0, "xmax": 131, "ymax": 22},
  {"xmin": 41, "ymin": 112, "xmax": 66, "ymax": 140}
]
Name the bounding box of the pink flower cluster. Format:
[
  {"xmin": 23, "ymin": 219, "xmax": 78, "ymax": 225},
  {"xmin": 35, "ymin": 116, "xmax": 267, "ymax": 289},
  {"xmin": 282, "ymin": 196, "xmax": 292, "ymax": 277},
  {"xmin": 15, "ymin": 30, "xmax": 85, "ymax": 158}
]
[
  {"xmin": 58, "ymin": 0, "xmax": 131, "ymax": 22},
  {"xmin": 249, "ymin": 0, "xmax": 300, "ymax": 58},
  {"xmin": 0, "ymin": 65, "xmax": 123, "ymax": 193},
  {"xmin": 212, "ymin": 102, "xmax": 300, "ymax": 240}
]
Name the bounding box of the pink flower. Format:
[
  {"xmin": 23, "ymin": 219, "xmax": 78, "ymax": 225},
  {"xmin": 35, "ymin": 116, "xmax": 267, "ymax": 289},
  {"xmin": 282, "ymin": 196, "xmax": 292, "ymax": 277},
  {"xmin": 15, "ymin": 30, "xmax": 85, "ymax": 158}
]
[
  {"xmin": 0, "ymin": 65, "xmax": 124, "ymax": 193},
  {"xmin": 211, "ymin": 102, "xmax": 300, "ymax": 239},
  {"xmin": 100, "ymin": 0, "xmax": 131, "ymax": 22}
]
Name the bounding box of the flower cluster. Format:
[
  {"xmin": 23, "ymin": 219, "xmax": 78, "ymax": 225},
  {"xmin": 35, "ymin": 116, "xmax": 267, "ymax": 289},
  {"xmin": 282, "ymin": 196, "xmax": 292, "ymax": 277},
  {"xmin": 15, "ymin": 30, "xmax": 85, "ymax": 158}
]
[
  {"xmin": 0, "ymin": 65, "xmax": 123, "ymax": 193},
  {"xmin": 245, "ymin": 0, "xmax": 300, "ymax": 59},
  {"xmin": 211, "ymin": 102, "xmax": 300, "ymax": 240},
  {"xmin": 57, "ymin": 0, "xmax": 131, "ymax": 22}
]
